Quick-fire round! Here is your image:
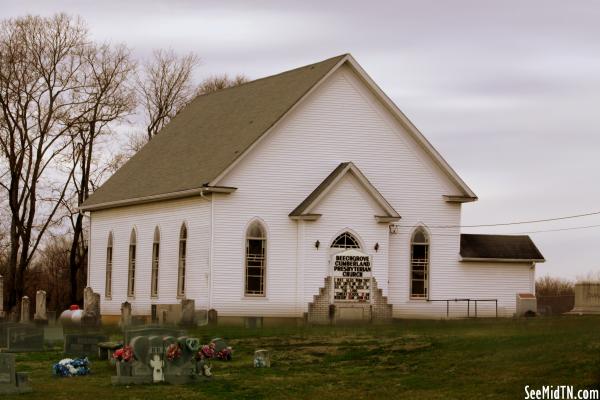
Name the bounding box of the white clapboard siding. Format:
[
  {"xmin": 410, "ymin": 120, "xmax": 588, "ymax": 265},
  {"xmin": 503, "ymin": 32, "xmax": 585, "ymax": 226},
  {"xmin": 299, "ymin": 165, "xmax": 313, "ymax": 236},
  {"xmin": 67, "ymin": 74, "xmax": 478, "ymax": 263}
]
[
  {"xmin": 89, "ymin": 197, "xmax": 210, "ymax": 316},
  {"xmin": 302, "ymin": 174, "xmax": 390, "ymax": 307},
  {"xmin": 89, "ymin": 63, "xmax": 535, "ymax": 319},
  {"xmin": 212, "ymin": 65, "xmax": 470, "ymax": 317}
]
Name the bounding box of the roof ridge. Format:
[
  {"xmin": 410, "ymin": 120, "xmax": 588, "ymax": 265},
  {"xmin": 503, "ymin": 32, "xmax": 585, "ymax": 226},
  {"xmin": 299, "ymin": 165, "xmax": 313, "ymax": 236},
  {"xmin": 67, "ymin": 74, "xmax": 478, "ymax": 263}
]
[
  {"xmin": 82, "ymin": 53, "xmax": 349, "ymax": 210},
  {"xmin": 191, "ymin": 53, "xmax": 349, "ymax": 100}
]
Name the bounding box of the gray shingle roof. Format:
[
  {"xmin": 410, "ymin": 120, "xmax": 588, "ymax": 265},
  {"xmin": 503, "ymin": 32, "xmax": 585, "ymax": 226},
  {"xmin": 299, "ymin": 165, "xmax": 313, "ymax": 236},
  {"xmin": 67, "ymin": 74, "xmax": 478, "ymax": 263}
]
[
  {"xmin": 460, "ymin": 234, "xmax": 545, "ymax": 262},
  {"xmin": 82, "ymin": 54, "xmax": 347, "ymax": 209}
]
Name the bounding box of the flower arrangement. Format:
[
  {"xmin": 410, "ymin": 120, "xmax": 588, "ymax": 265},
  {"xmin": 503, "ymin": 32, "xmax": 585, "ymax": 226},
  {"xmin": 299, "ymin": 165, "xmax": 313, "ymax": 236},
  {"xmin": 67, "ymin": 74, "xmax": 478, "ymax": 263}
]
[
  {"xmin": 52, "ymin": 357, "xmax": 90, "ymax": 377},
  {"xmin": 216, "ymin": 347, "xmax": 233, "ymax": 361},
  {"xmin": 166, "ymin": 343, "xmax": 182, "ymax": 361},
  {"xmin": 197, "ymin": 343, "xmax": 215, "ymax": 360},
  {"xmin": 195, "ymin": 341, "xmax": 233, "ymax": 361},
  {"xmin": 112, "ymin": 345, "xmax": 133, "ymax": 362}
]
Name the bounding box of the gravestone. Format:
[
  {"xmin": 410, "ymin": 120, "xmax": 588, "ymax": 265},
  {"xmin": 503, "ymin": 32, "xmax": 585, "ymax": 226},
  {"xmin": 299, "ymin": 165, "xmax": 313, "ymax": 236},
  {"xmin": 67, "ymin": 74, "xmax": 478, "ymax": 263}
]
[
  {"xmin": 123, "ymin": 325, "xmax": 185, "ymax": 345},
  {"xmin": 47, "ymin": 311, "xmax": 57, "ymax": 326},
  {"xmin": 98, "ymin": 341, "xmax": 122, "ymax": 360},
  {"xmin": 195, "ymin": 309, "xmax": 208, "ymax": 326},
  {"xmin": 207, "ymin": 309, "xmax": 218, "ymax": 325},
  {"xmin": 254, "ymin": 349, "xmax": 271, "ymax": 367},
  {"xmin": 34, "ymin": 290, "xmax": 48, "ymax": 324},
  {"xmin": 6, "ymin": 325, "xmax": 44, "ymax": 352},
  {"xmin": 64, "ymin": 333, "xmax": 108, "ymax": 358},
  {"xmin": 180, "ymin": 299, "xmax": 195, "ymax": 326},
  {"xmin": 20, "ymin": 296, "xmax": 30, "ymax": 323},
  {"xmin": 212, "ymin": 338, "xmax": 227, "ymax": 352},
  {"xmin": 43, "ymin": 325, "xmax": 64, "ymax": 345},
  {"xmin": 0, "ymin": 275, "xmax": 4, "ymax": 319},
  {"xmin": 566, "ymin": 283, "xmax": 600, "ymax": 315},
  {"xmin": 82, "ymin": 287, "xmax": 101, "ymax": 327},
  {"xmin": 112, "ymin": 334, "xmax": 208, "ymax": 385},
  {"xmin": 120, "ymin": 301, "xmax": 132, "ymax": 327},
  {"xmin": 155, "ymin": 304, "xmax": 182, "ymax": 325},
  {"xmin": 0, "ymin": 322, "xmax": 20, "ymax": 348},
  {"xmin": 0, "ymin": 353, "xmax": 32, "ymax": 394}
]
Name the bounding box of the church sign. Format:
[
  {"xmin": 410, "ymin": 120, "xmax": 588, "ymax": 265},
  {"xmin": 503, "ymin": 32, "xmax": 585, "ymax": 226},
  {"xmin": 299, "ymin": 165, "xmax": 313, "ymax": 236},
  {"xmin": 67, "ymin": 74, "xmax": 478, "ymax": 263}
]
[{"xmin": 331, "ymin": 249, "xmax": 372, "ymax": 302}]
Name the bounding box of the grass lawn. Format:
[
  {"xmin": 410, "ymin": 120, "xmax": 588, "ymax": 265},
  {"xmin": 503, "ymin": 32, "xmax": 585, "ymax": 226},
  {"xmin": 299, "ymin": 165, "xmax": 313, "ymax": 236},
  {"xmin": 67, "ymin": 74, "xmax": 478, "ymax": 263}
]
[{"xmin": 4, "ymin": 316, "xmax": 600, "ymax": 399}]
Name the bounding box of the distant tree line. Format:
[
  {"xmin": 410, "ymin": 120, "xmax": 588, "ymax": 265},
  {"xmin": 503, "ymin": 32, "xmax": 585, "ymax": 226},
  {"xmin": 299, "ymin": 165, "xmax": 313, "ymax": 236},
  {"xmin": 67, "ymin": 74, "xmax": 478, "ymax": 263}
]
[
  {"xmin": 535, "ymin": 276, "xmax": 574, "ymax": 297},
  {"xmin": 0, "ymin": 13, "xmax": 247, "ymax": 316}
]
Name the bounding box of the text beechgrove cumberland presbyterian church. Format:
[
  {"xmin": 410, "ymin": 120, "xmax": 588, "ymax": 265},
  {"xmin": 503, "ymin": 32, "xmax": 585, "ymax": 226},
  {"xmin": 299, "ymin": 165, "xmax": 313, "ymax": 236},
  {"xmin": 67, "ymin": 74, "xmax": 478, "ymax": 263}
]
[{"xmin": 81, "ymin": 54, "xmax": 545, "ymax": 324}]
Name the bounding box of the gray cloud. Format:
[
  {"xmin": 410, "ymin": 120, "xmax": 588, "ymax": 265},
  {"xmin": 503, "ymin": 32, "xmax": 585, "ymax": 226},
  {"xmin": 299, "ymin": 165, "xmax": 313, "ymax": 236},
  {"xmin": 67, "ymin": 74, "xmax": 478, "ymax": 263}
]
[{"xmin": 4, "ymin": 0, "xmax": 600, "ymax": 279}]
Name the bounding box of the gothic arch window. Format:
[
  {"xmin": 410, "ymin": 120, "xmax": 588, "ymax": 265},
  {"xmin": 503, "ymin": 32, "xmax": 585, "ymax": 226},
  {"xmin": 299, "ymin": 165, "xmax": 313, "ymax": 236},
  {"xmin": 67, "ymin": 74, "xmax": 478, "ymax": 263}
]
[
  {"xmin": 410, "ymin": 227, "xmax": 429, "ymax": 299},
  {"xmin": 127, "ymin": 229, "xmax": 137, "ymax": 297},
  {"xmin": 245, "ymin": 220, "xmax": 266, "ymax": 296},
  {"xmin": 331, "ymin": 232, "xmax": 361, "ymax": 249},
  {"xmin": 105, "ymin": 232, "xmax": 113, "ymax": 299},
  {"xmin": 151, "ymin": 227, "xmax": 160, "ymax": 298},
  {"xmin": 177, "ymin": 223, "xmax": 187, "ymax": 297}
]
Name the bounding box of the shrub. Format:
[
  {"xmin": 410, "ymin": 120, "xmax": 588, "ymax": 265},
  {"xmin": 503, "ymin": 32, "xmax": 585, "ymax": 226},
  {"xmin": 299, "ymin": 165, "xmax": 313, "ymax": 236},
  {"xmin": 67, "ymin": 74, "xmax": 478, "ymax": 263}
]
[{"xmin": 536, "ymin": 275, "xmax": 574, "ymax": 296}]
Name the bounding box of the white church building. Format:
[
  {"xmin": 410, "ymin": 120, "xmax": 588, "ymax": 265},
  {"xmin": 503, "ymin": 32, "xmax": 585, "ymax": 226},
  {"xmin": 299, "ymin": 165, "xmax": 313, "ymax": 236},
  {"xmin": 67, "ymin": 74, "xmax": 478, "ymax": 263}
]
[{"xmin": 81, "ymin": 54, "xmax": 545, "ymax": 324}]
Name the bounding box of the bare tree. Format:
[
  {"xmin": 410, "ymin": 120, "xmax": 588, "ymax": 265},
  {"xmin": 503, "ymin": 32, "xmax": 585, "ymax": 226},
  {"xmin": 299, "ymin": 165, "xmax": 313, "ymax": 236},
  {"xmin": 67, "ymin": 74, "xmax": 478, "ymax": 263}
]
[
  {"xmin": 64, "ymin": 43, "xmax": 136, "ymax": 304},
  {"xmin": 138, "ymin": 49, "xmax": 199, "ymax": 140},
  {"xmin": 196, "ymin": 74, "xmax": 248, "ymax": 96},
  {"xmin": 25, "ymin": 234, "xmax": 71, "ymax": 313},
  {"xmin": 0, "ymin": 14, "xmax": 90, "ymax": 311}
]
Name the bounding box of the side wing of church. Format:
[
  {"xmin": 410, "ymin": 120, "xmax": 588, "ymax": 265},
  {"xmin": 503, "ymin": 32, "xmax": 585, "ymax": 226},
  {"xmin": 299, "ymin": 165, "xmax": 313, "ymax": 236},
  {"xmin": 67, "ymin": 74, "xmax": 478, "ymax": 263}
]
[{"xmin": 81, "ymin": 54, "xmax": 544, "ymax": 324}]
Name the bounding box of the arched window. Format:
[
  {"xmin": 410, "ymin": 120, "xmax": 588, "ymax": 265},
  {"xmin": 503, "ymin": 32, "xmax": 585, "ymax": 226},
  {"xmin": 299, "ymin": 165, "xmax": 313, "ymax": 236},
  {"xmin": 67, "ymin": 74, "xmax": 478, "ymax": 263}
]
[
  {"xmin": 331, "ymin": 232, "xmax": 361, "ymax": 249},
  {"xmin": 410, "ymin": 227, "xmax": 429, "ymax": 299},
  {"xmin": 177, "ymin": 224, "xmax": 187, "ymax": 297},
  {"xmin": 127, "ymin": 229, "xmax": 137, "ymax": 297},
  {"xmin": 151, "ymin": 227, "xmax": 160, "ymax": 298},
  {"xmin": 245, "ymin": 220, "xmax": 266, "ymax": 296},
  {"xmin": 105, "ymin": 232, "xmax": 113, "ymax": 298}
]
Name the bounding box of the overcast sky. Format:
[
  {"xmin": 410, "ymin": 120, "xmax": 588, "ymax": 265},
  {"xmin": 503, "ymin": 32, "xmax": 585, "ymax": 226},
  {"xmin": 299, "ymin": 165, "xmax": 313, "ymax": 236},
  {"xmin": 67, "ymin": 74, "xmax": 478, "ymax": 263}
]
[{"xmin": 5, "ymin": 0, "xmax": 600, "ymax": 280}]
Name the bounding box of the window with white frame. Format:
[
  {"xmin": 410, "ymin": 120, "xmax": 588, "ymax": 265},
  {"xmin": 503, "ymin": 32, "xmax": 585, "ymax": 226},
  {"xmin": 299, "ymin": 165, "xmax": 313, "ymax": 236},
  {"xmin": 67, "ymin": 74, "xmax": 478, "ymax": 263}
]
[
  {"xmin": 177, "ymin": 224, "xmax": 187, "ymax": 297},
  {"xmin": 245, "ymin": 221, "xmax": 266, "ymax": 296},
  {"xmin": 151, "ymin": 227, "xmax": 160, "ymax": 298},
  {"xmin": 105, "ymin": 232, "xmax": 113, "ymax": 298},
  {"xmin": 410, "ymin": 227, "xmax": 429, "ymax": 299},
  {"xmin": 127, "ymin": 229, "xmax": 137, "ymax": 297},
  {"xmin": 331, "ymin": 232, "xmax": 361, "ymax": 249}
]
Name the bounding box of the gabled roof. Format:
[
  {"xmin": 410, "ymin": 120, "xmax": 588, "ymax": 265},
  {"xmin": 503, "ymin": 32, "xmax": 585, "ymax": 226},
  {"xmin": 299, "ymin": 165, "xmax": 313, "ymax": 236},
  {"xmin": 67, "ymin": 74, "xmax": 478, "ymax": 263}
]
[
  {"xmin": 289, "ymin": 162, "xmax": 401, "ymax": 223},
  {"xmin": 81, "ymin": 55, "xmax": 347, "ymax": 211},
  {"xmin": 460, "ymin": 234, "xmax": 545, "ymax": 263},
  {"xmin": 81, "ymin": 53, "xmax": 476, "ymax": 211}
]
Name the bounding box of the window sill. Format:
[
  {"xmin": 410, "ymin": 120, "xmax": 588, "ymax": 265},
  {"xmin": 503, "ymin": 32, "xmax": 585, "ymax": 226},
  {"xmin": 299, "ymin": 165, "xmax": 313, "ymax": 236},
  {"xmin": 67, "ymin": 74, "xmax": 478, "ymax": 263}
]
[
  {"xmin": 409, "ymin": 297, "xmax": 428, "ymax": 301},
  {"xmin": 242, "ymin": 296, "xmax": 268, "ymax": 300},
  {"xmin": 105, "ymin": 296, "xmax": 112, "ymax": 301}
]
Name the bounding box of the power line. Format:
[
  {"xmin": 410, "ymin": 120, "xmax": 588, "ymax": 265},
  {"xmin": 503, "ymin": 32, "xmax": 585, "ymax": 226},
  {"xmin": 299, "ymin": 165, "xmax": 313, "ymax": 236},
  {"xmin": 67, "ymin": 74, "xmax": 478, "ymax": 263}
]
[
  {"xmin": 392, "ymin": 210, "xmax": 600, "ymax": 229},
  {"xmin": 396, "ymin": 223, "xmax": 600, "ymax": 237},
  {"xmin": 514, "ymin": 223, "xmax": 600, "ymax": 235}
]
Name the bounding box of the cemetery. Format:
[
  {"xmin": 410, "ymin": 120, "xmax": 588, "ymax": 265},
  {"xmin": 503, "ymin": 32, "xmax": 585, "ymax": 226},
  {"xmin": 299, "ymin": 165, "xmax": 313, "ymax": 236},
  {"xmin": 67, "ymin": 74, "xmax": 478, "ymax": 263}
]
[
  {"xmin": 0, "ymin": 314, "xmax": 597, "ymax": 399},
  {"xmin": 0, "ymin": 281, "xmax": 599, "ymax": 398}
]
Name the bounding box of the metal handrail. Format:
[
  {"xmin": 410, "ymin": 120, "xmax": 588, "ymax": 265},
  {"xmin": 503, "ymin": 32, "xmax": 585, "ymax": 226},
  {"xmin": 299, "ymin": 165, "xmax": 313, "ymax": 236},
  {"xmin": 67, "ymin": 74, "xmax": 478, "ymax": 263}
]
[{"xmin": 427, "ymin": 298, "xmax": 498, "ymax": 318}]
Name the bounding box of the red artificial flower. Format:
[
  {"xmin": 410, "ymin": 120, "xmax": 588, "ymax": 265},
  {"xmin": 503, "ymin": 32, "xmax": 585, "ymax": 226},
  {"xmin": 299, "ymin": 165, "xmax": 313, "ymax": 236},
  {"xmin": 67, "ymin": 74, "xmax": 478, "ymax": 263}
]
[
  {"xmin": 113, "ymin": 345, "xmax": 133, "ymax": 362},
  {"xmin": 202, "ymin": 343, "xmax": 216, "ymax": 359},
  {"xmin": 166, "ymin": 343, "xmax": 182, "ymax": 361}
]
